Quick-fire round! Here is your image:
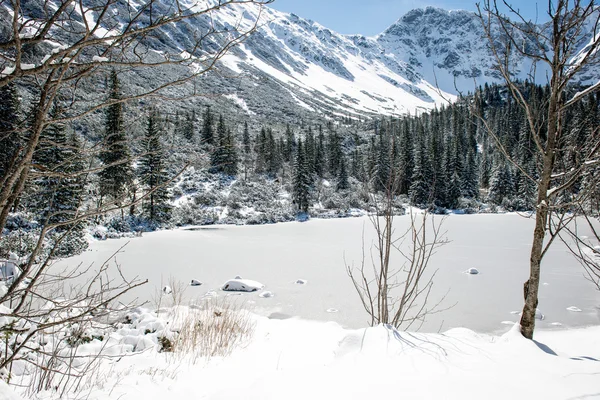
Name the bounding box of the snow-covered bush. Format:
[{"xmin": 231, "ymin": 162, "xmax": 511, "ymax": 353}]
[{"xmin": 0, "ymin": 229, "xmax": 41, "ymax": 259}]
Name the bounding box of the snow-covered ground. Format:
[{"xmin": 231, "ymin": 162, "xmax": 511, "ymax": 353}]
[
  {"xmin": 10, "ymin": 310, "xmax": 600, "ymax": 400},
  {"xmin": 58, "ymin": 214, "xmax": 600, "ymax": 333}
]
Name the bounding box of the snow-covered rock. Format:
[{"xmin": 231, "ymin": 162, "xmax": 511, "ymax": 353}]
[
  {"xmin": 190, "ymin": 279, "xmax": 202, "ymax": 287},
  {"xmin": 222, "ymin": 279, "xmax": 264, "ymax": 292},
  {"xmin": 295, "ymin": 279, "xmax": 307, "ymax": 285},
  {"xmin": 465, "ymin": 268, "xmax": 479, "ymax": 275},
  {"xmin": 259, "ymin": 291, "xmax": 274, "ymax": 298},
  {"xmin": 162, "ymin": 286, "xmax": 172, "ymax": 295}
]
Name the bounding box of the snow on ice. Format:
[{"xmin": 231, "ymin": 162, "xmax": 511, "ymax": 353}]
[{"xmin": 222, "ymin": 278, "xmax": 264, "ymax": 292}]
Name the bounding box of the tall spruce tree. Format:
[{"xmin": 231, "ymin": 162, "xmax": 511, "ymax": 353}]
[
  {"xmin": 409, "ymin": 123, "xmax": 432, "ymax": 206},
  {"xmin": 337, "ymin": 155, "xmax": 350, "ymax": 190},
  {"xmin": 33, "ymin": 103, "xmax": 85, "ymax": 226},
  {"xmin": 293, "ymin": 140, "xmax": 311, "ymax": 213},
  {"xmin": 488, "ymin": 162, "xmax": 515, "ymax": 206},
  {"xmin": 98, "ymin": 71, "xmax": 133, "ymax": 205},
  {"xmin": 139, "ymin": 110, "xmax": 171, "ymax": 223}
]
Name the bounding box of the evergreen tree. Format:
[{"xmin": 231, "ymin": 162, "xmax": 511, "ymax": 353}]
[
  {"xmin": 446, "ymin": 171, "xmax": 462, "ymax": 209},
  {"xmin": 315, "ymin": 125, "xmax": 326, "ymax": 177},
  {"xmin": 284, "ymin": 124, "xmax": 295, "ymax": 163},
  {"xmin": 293, "ymin": 140, "xmax": 311, "ymax": 213},
  {"xmin": 33, "ymin": 104, "xmax": 85, "ymax": 226},
  {"xmin": 211, "ymin": 115, "xmax": 227, "ymax": 172},
  {"xmin": 337, "ymin": 155, "xmax": 349, "ymax": 190},
  {"xmin": 0, "ymin": 83, "xmax": 21, "ymax": 180},
  {"xmin": 210, "ymin": 115, "xmax": 238, "ymax": 176},
  {"xmin": 32, "ymin": 101, "xmax": 87, "ymax": 256},
  {"xmin": 375, "ymin": 128, "xmax": 391, "ymax": 192},
  {"xmin": 409, "ymin": 123, "xmax": 432, "ymax": 206},
  {"xmin": 223, "ymin": 128, "xmax": 239, "ymax": 176},
  {"xmin": 488, "ymin": 162, "xmax": 515, "ymax": 206},
  {"xmin": 139, "ymin": 109, "xmax": 171, "ymax": 223},
  {"xmin": 305, "ymin": 127, "xmax": 316, "ymax": 176},
  {"xmin": 328, "ymin": 130, "xmax": 342, "ymax": 177},
  {"xmin": 183, "ymin": 110, "xmax": 195, "ymax": 141},
  {"xmin": 397, "ymin": 119, "xmax": 414, "ymax": 195},
  {"xmin": 98, "ymin": 70, "xmax": 133, "ymax": 204},
  {"xmin": 201, "ymin": 105, "xmax": 214, "ymax": 145},
  {"xmin": 242, "ymin": 121, "xmax": 251, "ymax": 155}
]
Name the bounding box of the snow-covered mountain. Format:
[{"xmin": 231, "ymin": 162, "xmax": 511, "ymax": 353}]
[
  {"xmin": 192, "ymin": 4, "xmax": 598, "ymax": 119},
  {"xmin": 3, "ymin": 1, "xmax": 598, "ymax": 121}
]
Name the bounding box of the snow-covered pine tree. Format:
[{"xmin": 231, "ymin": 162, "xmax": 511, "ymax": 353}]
[
  {"xmin": 409, "ymin": 122, "xmax": 432, "ymax": 206},
  {"xmin": 139, "ymin": 109, "xmax": 171, "ymax": 223},
  {"xmin": 31, "ymin": 100, "xmax": 87, "ymax": 256},
  {"xmin": 293, "ymin": 140, "xmax": 311, "ymax": 213},
  {"xmin": 488, "ymin": 162, "xmax": 515, "ymax": 206}
]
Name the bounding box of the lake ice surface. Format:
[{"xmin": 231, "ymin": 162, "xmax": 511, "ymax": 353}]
[{"xmin": 59, "ymin": 214, "xmax": 600, "ymax": 333}]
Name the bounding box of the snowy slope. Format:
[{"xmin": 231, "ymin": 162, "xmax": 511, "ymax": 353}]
[
  {"xmin": 192, "ymin": 4, "xmax": 599, "ymax": 118},
  {"xmin": 3, "ymin": 1, "xmax": 598, "ymax": 121},
  {"xmin": 211, "ymin": 4, "xmax": 452, "ymax": 117},
  {"xmin": 15, "ymin": 309, "xmax": 600, "ymax": 400}
]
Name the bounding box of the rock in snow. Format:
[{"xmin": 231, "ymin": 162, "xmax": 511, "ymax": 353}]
[
  {"xmin": 162, "ymin": 286, "xmax": 172, "ymax": 295},
  {"xmin": 295, "ymin": 279, "xmax": 307, "ymax": 285},
  {"xmin": 259, "ymin": 291, "xmax": 274, "ymax": 298},
  {"xmin": 190, "ymin": 279, "xmax": 202, "ymax": 287},
  {"xmin": 465, "ymin": 268, "xmax": 479, "ymax": 275},
  {"xmin": 222, "ymin": 279, "xmax": 264, "ymax": 292}
]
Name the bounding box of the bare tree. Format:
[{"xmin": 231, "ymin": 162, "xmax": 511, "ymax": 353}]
[
  {"xmin": 476, "ymin": 0, "xmax": 600, "ymax": 339},
  {"xmin": 347, "ymin": 166, "xmax": 449, "ymax": 329}
]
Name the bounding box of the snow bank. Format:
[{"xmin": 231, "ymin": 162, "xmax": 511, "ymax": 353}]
[
  {"xmin": 222, "ymin": 278, "xmax": 264, "ymax": 292},
  {"xmin": 0, "ymin": 381, "xmax": 23, "ymax": 400}
]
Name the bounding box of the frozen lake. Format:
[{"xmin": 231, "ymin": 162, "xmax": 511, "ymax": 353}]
[{"xmin": 61, "ymin": 214, "xmax": 600, "ymax": 333}]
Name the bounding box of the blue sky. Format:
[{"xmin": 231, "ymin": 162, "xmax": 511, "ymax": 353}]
[{"xmin": 269, "ymin": 1, "xmax": 546, "ymax": 36}]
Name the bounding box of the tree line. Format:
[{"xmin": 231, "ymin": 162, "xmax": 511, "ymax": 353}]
[{"xmin": 1, "ymin": 74, "xmax": 599, "ymax": 257}]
